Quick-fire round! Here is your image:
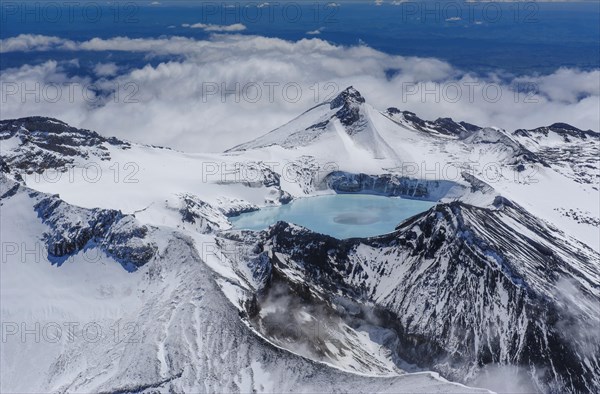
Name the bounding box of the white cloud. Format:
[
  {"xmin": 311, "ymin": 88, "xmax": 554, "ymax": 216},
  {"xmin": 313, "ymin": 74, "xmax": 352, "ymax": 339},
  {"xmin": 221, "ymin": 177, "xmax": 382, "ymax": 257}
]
[
  {"xmin": 0, "ymin": 34, "xmax": 74, "ymax": 53},
  {"xmin": 306, "ymin": 28, "xmax": 323, "ymax": 35},
  {"xmin": 514, "ymin": 68, "xmax": 600, "ymax": 103},
  {"xmin": 1, "ymin": 34, "xmax": 598, "ymax": 153},
  {"xmin": 185, "ymin": 23, "xmax": 247, "ymax": 32},
  {"xmin": 93, "ymin": 62, "xmax": 119, "ymax": 77}
]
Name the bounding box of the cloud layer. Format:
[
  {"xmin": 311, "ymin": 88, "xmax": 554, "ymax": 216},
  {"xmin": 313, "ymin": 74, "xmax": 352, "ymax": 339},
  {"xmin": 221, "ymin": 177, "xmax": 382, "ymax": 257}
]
[
  {"xmin": 1, "ymin": 33, "xmax": 598, "ymax": 152},
  {"xmin": 183, "ymin": 23, "xmax": 247, "ymax": 32}
]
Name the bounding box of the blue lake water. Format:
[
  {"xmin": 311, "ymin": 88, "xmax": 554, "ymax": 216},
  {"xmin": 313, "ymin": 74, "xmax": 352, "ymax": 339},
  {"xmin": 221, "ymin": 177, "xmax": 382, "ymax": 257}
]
[{"xmin": 230, "ymin": 194, "xmax": 435, "ymax": 239}]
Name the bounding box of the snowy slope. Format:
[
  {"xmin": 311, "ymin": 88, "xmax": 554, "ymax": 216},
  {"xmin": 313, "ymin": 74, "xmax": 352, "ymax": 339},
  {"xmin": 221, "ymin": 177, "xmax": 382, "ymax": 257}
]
[
  {"xmin": 228, "ymin": 87, "xmax": 401, "ymax": 161},
  {"xmin": 0, "ymin": 177, "xmax": 492, "ymax": 394},
  {"xmin": 1, "ymin": 86, "xmax": 599, "ymax": 393}
]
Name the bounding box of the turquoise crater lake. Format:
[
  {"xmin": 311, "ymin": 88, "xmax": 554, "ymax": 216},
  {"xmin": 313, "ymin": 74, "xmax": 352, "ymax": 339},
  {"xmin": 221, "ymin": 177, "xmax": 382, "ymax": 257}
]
[{"xmin": 230, "ymin": 194, "xmax": 436, "ymax": 239}]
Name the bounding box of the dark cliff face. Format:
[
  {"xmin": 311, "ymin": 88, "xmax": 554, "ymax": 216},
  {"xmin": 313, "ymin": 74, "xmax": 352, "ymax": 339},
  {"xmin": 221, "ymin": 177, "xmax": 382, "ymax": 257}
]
[
  {"xmin": 1, "ymin": 177, "xmax": 156, "ymax": 270},
  {"xmin": 329, "ymin": 86, "xmax": 366, "ymax": 128},
  {"xmin": 34, "ymin": 192, "xmax": 157, "ymax": 270},
  {"xmin": 319, "ymin": 171, "xmax": 459, "ymax": 201},
  {"xmin": 0, "ymin": 116, "xmax": 129, "ymax": 175},
  {"xmin": 232, "ymin": 198, "xmax": 600, "ymax": 393}
]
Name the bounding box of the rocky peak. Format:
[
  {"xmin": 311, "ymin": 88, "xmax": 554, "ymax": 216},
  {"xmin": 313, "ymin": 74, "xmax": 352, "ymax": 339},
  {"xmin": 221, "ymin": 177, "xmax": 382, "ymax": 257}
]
[
  {"xmin": 329, "ymin": 86, "xmax": 365, "ymax": 110},
  {"xmin": 329, "ymin": 86, "xmax": 366, "ymax": 127}
]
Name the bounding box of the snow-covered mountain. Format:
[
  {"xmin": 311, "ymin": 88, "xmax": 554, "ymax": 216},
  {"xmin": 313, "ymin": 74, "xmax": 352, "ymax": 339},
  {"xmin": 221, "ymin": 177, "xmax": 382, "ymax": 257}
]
[
  {"xmin": 228, "ymin": 86, "xmax": 400, "ymax": 161},
  {"xmin": 1, "ymin": 87, "xmax": 598, "ymax": 393},
  {"xmin": 227, "ymin": 87, "xmax": 599, "ymax": 249}
]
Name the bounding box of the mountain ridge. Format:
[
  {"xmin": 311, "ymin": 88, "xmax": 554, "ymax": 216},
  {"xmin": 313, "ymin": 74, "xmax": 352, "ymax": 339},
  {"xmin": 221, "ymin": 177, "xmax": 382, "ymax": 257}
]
[{"xmin": 1, "ymin": 87, "xmax": 599, "ymax": 393}]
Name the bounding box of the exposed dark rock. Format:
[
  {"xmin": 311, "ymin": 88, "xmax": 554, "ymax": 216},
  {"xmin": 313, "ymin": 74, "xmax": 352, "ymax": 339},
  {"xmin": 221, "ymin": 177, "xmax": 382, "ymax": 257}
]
[
  {"xmin": 319, "ymin": 171, "xmax": 459, "ymax": 201},
  {"xmin": 386, "ymin": 108, "xmax": 481, "ymax": 136},
  {"xmin": 0, "ymin": 177, "xmax": 157, "ymax": 269},
  {"xmin": 278, "ymin": 190, "xmax": 293, "ymax": 204},
  {"xmin": 0, "ymin": 116, "xmax": 130, "ymax": 175},
  {"xmin": 329, "ymin": 86, "xmax": 366, "ymax": 109},
  {"xmin": 305, "ymin": 120, "xmax": 330, "ymax": 131},
  {"xmin": 330, "ymin": 86, "xmax": 365, "ymax": 127},
  {"xmin": 514, "ymin": 123, "xmax": 599, "ymax": 141},
  {"xmin": 171, "ymin": 193, "xmax": 234, "ymax": 233},
  {"xmin": 215, "ymin": 161, "xmax": 281, "ymax": 188}
]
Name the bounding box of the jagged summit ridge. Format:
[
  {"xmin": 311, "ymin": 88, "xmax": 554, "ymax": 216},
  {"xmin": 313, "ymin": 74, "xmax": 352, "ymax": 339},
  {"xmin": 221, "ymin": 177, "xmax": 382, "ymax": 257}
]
[
  {"xmin": 329, "ymin": 86, "xmax": 366, "ymax": 109},
  {"xmin": 514, "ymin": 122, "xmax": 600, "ymax": 141},
  {"xmin": 0, "ymin": 116, "xmax": 130, "ymax": 177},
  {"xmin": 224, "ymin": 86, "xmax": 564, "ymax": 171},
  {"xmin": 0, "ymin": 116, "xmax": 126, "ymax": 144},
  {"xmin": 385, "ymin": 108, "xmax": 482, "ymax": 137},
  {"xmin": 329, "ymin": 86, "xmax": 366, "ymax": 127}
]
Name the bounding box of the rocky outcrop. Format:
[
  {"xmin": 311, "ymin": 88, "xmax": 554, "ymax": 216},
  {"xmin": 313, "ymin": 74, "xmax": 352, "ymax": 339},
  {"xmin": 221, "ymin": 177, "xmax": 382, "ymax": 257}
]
[
  {"xmin": 330, "ymin": 86, "xmax": 366, "ymax": 128},
  {"xmin": 1, "ymin": 177, "xmax": 156, "ymax": 270},
  {"xmin": 386, "ymin": 108, "xmax": 481, "ymax": 136},
  {"xmin": 318, "ymin": 171, "xmax": 460, "ymax": 201},
  {"xmin": 0, "ymin": 116, "xmax": 129, "ymax": 175},
  {"xmin": 514, "ymin": 123, "xmax": 599, "ymax": 142}
]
